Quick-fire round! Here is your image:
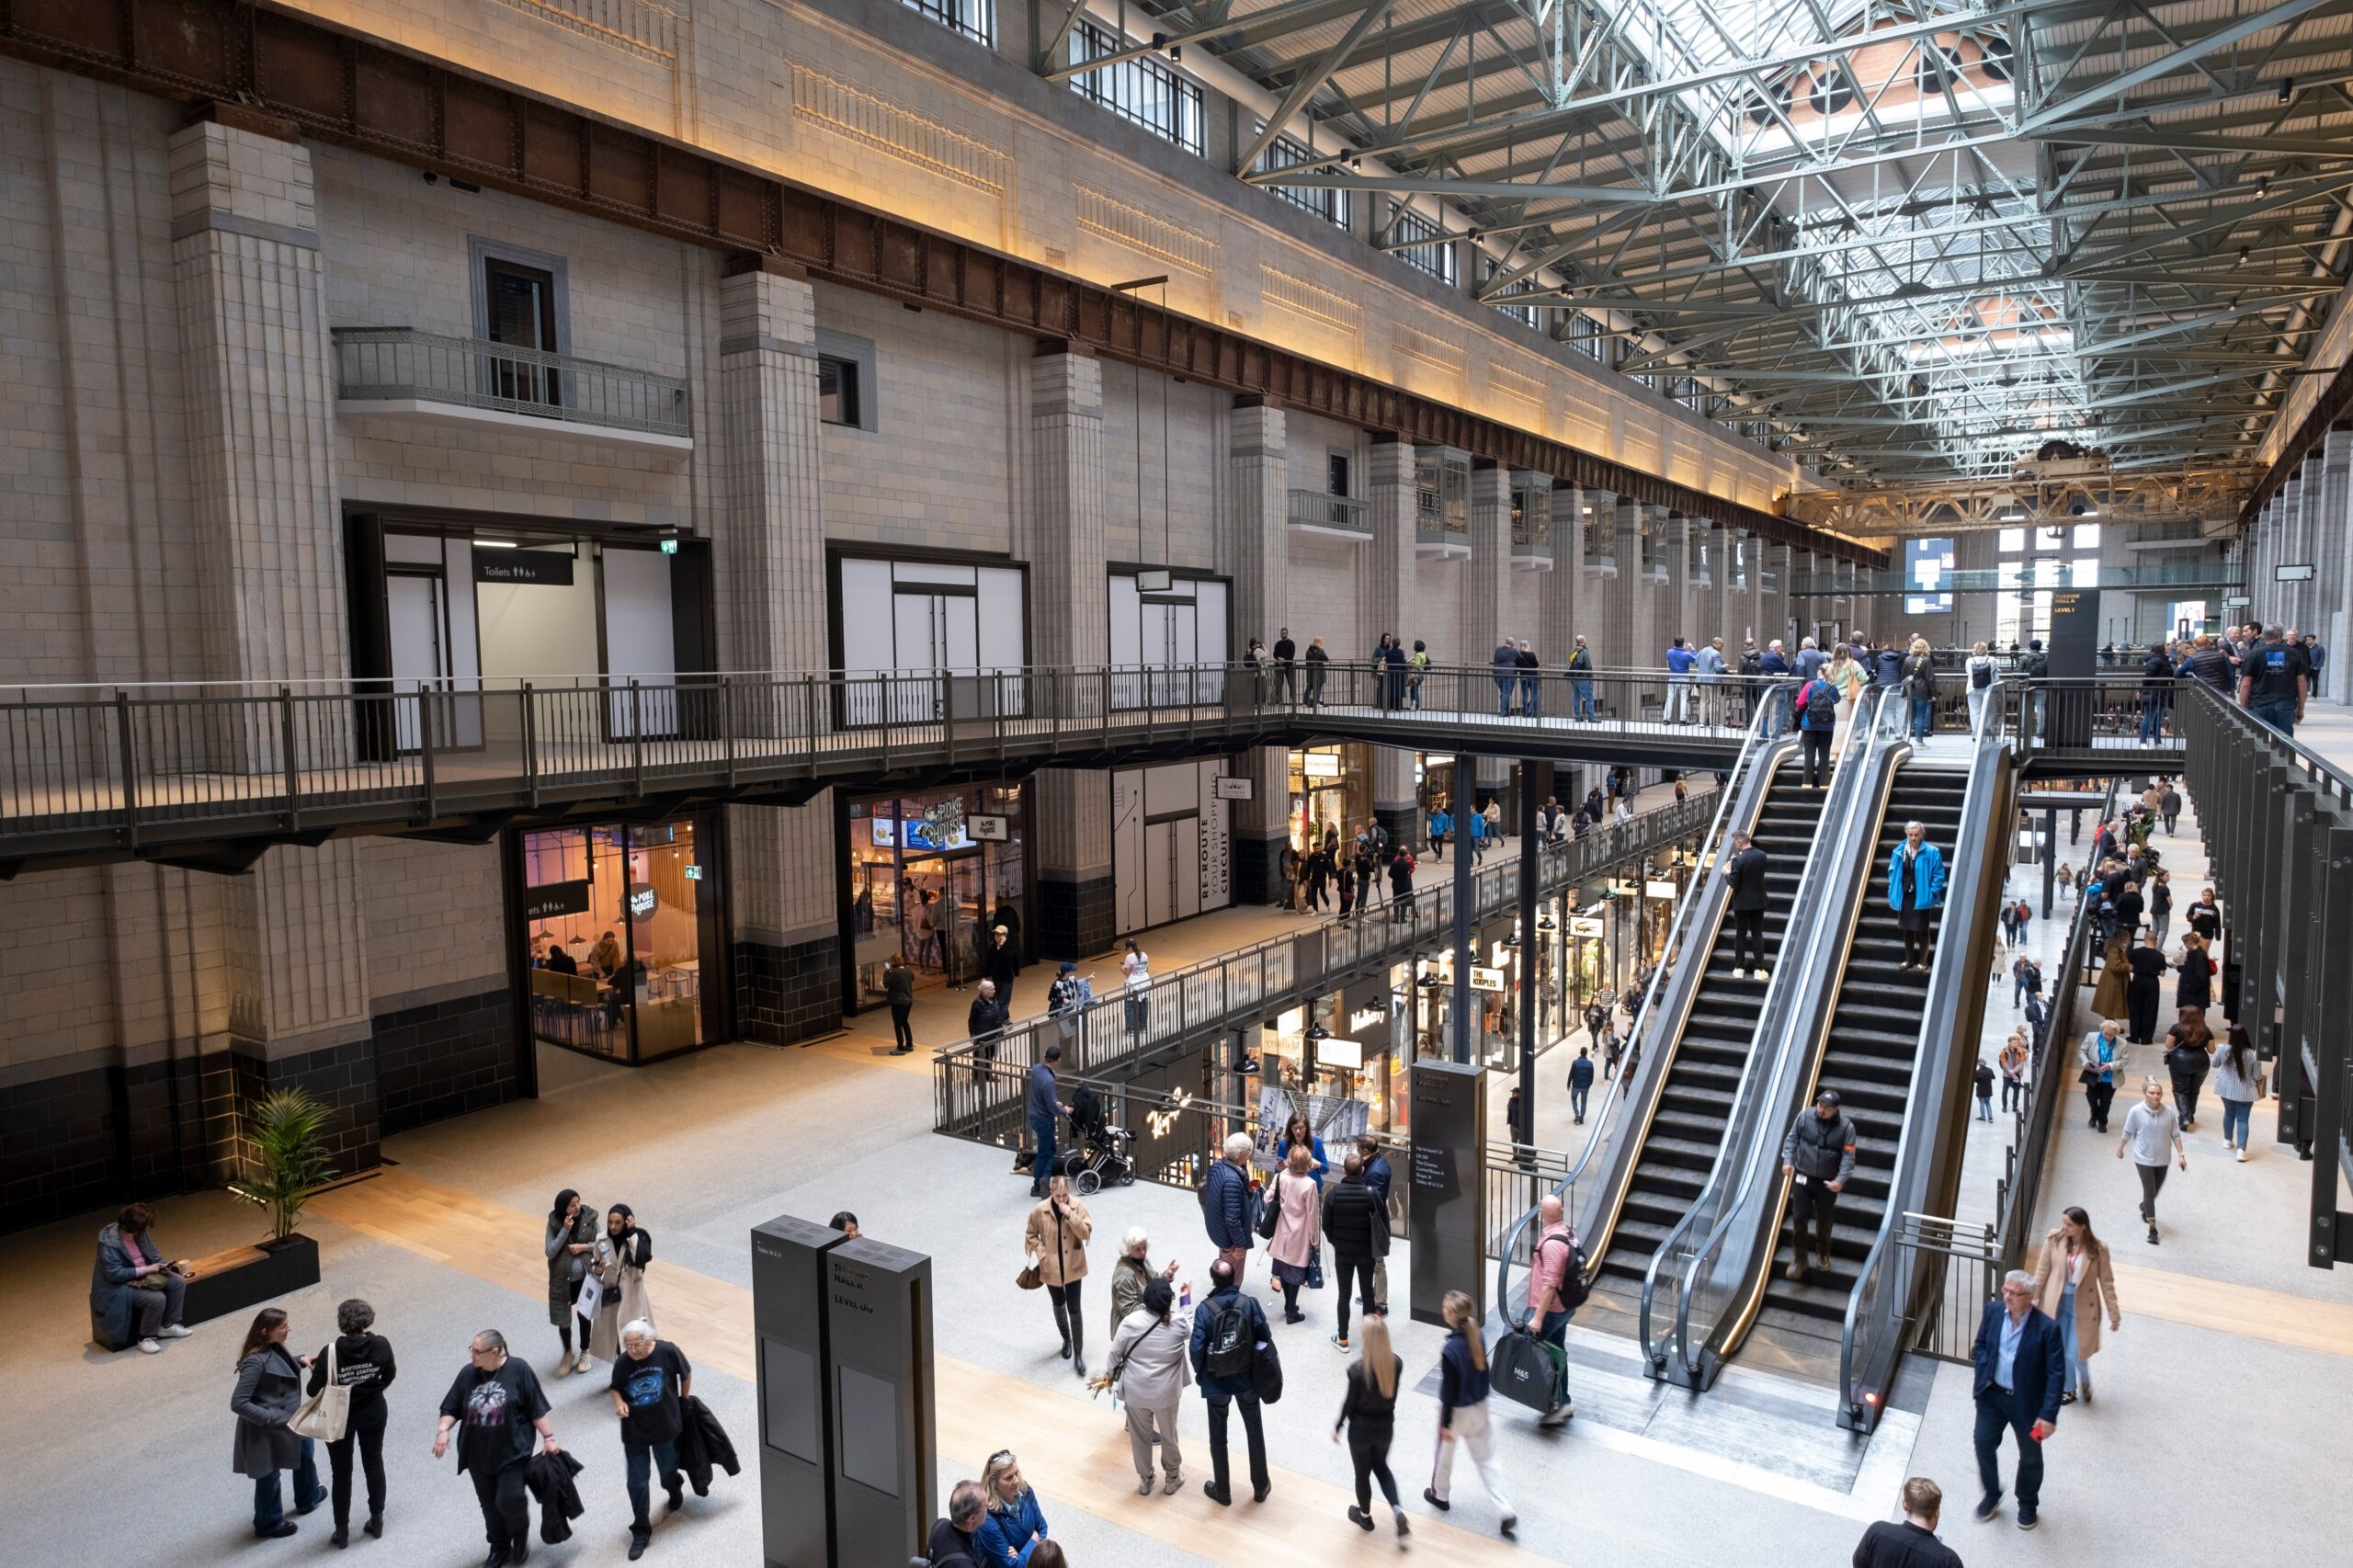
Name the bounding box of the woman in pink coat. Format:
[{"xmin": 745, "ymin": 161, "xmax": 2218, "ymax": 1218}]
[{"xmin": 1267, "ymin": 1143, "xmax": 1322, "ymax": 1325}]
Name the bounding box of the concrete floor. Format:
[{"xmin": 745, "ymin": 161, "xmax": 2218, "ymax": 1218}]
[{"xmin": 10, "ymin": 780, "xmax": 2352, "ymax": 1568}]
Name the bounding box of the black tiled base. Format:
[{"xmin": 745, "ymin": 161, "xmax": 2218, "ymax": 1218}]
[
  {"xmin": 1232, "ymin": 831, "xmax": 1289, "ymax": 906},
  {"xmin": 1037, "ymin": 874, "xmax": 1115, "ymax": 960},
  {"xmin": 735, "ymin": 935, "xmax": 842, "ymax": 1045},
  {"xmin": 376, "ymin": 987, "xmax": 517, "ymax": 1135}
]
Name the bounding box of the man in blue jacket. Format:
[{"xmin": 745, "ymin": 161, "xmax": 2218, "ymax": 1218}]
[
  {"xmin": 1758, "ymin": 640, "xmax": 1792, "ymax": 734},
  {"xmin": 1202, "ymin": 1133, "xmax": 1256, "ymax": 1285},
  {"xmin": 1971, "ymin": 1270, "xmax": 2063, "ymax": 1530},
  {"xmin": 1355, "ymin": 1133, "xmax": 1393, "ymax": 1312},
  {"xmin": 1188, "ymin": 1257, "xmax": 1272, "ymax": 1506},
  {"xmin": 1026, "ymin": 1045, "xmax": 1070, "ymax": 1199}
]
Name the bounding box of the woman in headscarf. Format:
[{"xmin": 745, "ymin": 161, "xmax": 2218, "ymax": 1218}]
[{"xmin": 587, "ymin": 1202, "xmax": 654, "ymax": 1365}]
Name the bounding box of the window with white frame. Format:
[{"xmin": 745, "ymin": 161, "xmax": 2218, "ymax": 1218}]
[
  {"xmin": 1068, "ymin": 21, "xmax": 1203, "ymax": 154},
  {"xmin": 1388, "ymin": 205, "xmax": 1456, "ymax": 284},
  {"xmin": 899, "ymin": 0, "xmax": 991, "ymax": 45},
  {"xmin": 1254, "ymin": 130, "xmax": 1348, "ymax": 230}
]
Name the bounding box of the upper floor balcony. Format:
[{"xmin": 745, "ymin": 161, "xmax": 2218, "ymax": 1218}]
[
  {"xmin": 1288, "ymin": 489, "xmax": 1371, "ymax": 542},
  {"xmin": 332, "ymin": 327, "xmax": 694, "ymax": 454}
]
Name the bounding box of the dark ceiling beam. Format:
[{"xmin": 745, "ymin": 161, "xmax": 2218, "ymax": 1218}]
[{"xmin": 0, "ymin": 0, "xmax": 1880, "ymax": 565}]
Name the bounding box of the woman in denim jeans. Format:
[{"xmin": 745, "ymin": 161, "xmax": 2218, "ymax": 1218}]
[{"xmin": 1901, "ymin": 637, "xmax": 1937, "ymax": 740}]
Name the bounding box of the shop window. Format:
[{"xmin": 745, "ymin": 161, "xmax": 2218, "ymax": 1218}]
[
  {"xmin": 815, "ymin": 331, "xmax": 877, "ymax": 432},
  {"xmin": 520, "ymin": 819, "xmax": 715, "ymax": 1064},
  {"xmin": 846, "ymin": 785, "xmax": 1028, "ymax": 1006}
]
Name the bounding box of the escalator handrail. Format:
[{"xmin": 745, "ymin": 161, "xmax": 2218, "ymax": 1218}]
[
  {"xmin": 1637, "ymin": 685, "xmax": 1899, "ymax": 1369},
  {"xmin": 1662, "ymin": 686, "xmax": 1913, "ymax": 1380},
  {"xmin": 1492, "ymin": 687, "xmax": 1790, "ymax": 1334},
  {"xmin": 1835, "ymin": 675, "xmax": 2010, "ymax": 1420}
]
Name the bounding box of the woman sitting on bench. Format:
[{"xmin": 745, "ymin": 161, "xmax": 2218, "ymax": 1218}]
[{"xmin": 92, "ymin": 1202, "xmax": 194, "ymax": 1353}]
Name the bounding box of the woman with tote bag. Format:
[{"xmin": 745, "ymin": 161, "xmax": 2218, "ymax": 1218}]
[
  {"xmin": 301, "ymin": 1298, "xmax": 397, "ymax": 1547},
  {"xmin": 232, "ymin": 1308, "xmax": 323, "ymax": 1539},
  {"xmin": 587, "ymin": 1203, "xmax": 655, "ymax": 1365}
]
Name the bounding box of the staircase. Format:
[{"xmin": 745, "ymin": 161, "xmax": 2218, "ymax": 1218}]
[
  {"xmin": 1588, "ymin": 757, "xmax": 1824, "ymax": 1322},
  {"xmin": 1744, "ymin": 760, "xmax": 1971, "ymax": 1381}
]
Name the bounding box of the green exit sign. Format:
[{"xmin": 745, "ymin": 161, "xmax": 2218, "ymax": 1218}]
[{"xmin": 660, "ymin": 537, "xmax": 678, "ymax": 554}]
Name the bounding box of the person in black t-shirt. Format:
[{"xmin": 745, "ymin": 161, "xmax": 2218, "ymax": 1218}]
[
  {"xmin": 2237, "ymin": 623, "xmax": 2309, "ymax": 736},
  {"xmin": 2123, "ymin": 928, "xmax": 2169, "ymax": 1044},
  {"xmin": 609, "ymin": 1322, "xmax": 693, "ymax": 1557},
  {"xmin": 1853, "ymin": 1477, "xmax": 1963, "ymax": 1567},
  {"xmin": 308, "ymin": 1297, "xmax": 398, "ymax": 1547},
  {"xmin": 435, "ymin": 1330, "xmax": 556, "ymax": 1567}
]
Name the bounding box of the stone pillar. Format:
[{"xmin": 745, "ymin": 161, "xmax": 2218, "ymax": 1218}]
[
  {"xmin": 2292, "ymin": 453, "xmax": 2324, "ymax": 638},
  {"xmin": 1228, "ymin": 397, "xmax": 1291, "ymax": 902},
  {"xmin": 2318, "ymin": 429, "xmax": 2353, "ymax": 703},
  {"xmin": 1723, "ymin": 528, "xmax": 1753, "ymax": 645},
  {"xmin": 1466, "ymin": 462, "xmax": 1514, "ymax": 653},
  {"xmin": 716, "ymin": 258, "xmax": 841, "ymax": 1040},
  {"xmin": 1031, "ymin": 346, "xmax": 1115, "ymax": 955},
  {"xmin": 1369, "ymin": 437, "xmax": 1418, "ymax": 839},
  {"xmin": 1660, "ymin": 513, "xmax": 1693, "ymax": 646},
  {"xmin": 1535, "ymin": 477, "xmax": 1578, "ymax": 664},
  {"xmin": 1597, "ymin": 501, "xmax": 1648, "ymax": 672},
  {"xmin": 169, "ymin": 110, "xmax": 378, "ymax": 1176}
]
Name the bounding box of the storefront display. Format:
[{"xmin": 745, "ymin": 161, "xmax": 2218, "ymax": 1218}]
[
  {"xmin": 516, "ymin": 815, "xmax": 722, "ymax": 1064},
  {"xmin": 1249, "ymin": 969, "xmax": 1407, "ymax": 1138},
  {"xmin": 1287, "ymin": 744, "xmax": 1372, "ymax": 859},
  {"xmin": 845, "ymin": 784, "xmax": 1028, "ymax": 1006}
]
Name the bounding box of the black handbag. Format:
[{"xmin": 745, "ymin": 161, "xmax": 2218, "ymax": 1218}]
[
  {"xmin": 1250, "ymin": 1332, "xmax": 1284, "ymax": 1405},
  {"xmin": 1256, "ymin": 1174, "xmax": 1281, "ymax": 1241},
  {"xmin": 1488, "ymin": 1329, "xmax": 1564, "ymax": 1415}
]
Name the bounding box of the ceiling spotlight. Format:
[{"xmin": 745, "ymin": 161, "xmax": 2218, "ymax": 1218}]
[
  {"xmin": 1168, "ymin": 44, "xmax": 1181, "ymax": 61},
  {"xmin": 2279, "ymin": 77, "xmax": 2294, "ymax": 103},
  {"xmin": 2239, "ymin": 246, "xmax": 2252, "ymax": 265},
  {"xmin": 2256, "ymin": 176, "xmax": 2269, "ymax": 197}
]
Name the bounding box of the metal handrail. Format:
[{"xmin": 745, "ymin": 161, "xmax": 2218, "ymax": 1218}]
[
  {"xmin": 1491, "ymin": 687, "xmax": 1790, "ymax": 1333},
  {"xmin": 332, "ymin": 326, "xmax": 692, "ymax": 437},
  {"xmin": 1835, "ymin": 669, "xmax": 2010, "ymax": 1424},
  {"xmin": 929, "ymin": 787, "xmax": 1722, "ymax": 1084},
  {"xmin": 1649, "ymin": 686, "xmax": 1905, "ymax": 1379}
]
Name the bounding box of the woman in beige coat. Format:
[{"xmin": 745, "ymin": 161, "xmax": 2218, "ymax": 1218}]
[
  {"xmin": 2029, "ymin": 1204, "xmax": 2120, "ymax": 1404},
  {"xmin": 586, "ymin": 1203, "xmax": 654, "ymax": 1364},
  {"xmin": 1025, "ymin": 1174, "xmax": 1094, "ymax": 1378}
]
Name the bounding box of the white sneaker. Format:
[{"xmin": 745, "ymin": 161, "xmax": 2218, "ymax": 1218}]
[
  {"xmin": 2236, "ymin": 1148, "xmax": 2247, "ymax": 1163},
  {"xmin": 158, "ymin": 1324, "xmax": 193, "ymax": 1338},
  {"xmin": 138, "ymin": 1337, "xmax": 163, "ymax": 1354},
  {"xmin": 577, "ymin": 1350, "xmax": 594, "ymax": 1373},
  {"xmin": 1753, "ymin": 966, "xmax": 1770, "ymax": 981}
]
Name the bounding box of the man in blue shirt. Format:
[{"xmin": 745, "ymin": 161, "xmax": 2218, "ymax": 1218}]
[
  {"xmin": 1665, "ymin": 639, "xmax": 1698, "ymax": 722},
  {"xmin": 1970, "ymin": 1269, "xmax": 2063, "ymax": 1530},
  {"xmin": 1026, "ymin": 1044, "xmax": 1070, "ymax": 1199},
  {"xmin": 1694, "ymin": 636, "xmax": 1728, "ymax": 726}
]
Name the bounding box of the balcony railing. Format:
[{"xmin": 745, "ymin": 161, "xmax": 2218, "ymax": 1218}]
[
  {"xmin": 332, "ymin": 327, "xmax": 692, "ymax": 438},
  {"xmin": 1287, "ymin": 489, "xmax": 1371, "ymax": 540}
]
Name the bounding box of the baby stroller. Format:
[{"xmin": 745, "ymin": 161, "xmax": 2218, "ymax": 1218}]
[{"xmin": 1057, "ymin": 1084, "xmax": 1134, "ymax": 1195}]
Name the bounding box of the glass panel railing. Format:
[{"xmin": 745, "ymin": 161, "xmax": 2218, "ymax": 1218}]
[
  {"xmin": 1836, "ymin": 677, "xmax": 2010, "ymax": 1425},
  {"xmin": 1643, "ymin": 687, "xmax": 1905, "ymax": 1379}
]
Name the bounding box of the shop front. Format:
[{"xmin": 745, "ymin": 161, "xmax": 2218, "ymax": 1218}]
[
  {"xmin": 1250, "ymin": 967, "xmax": 1409, "ymax": 1142},
  {"xmin": 1288, "ymin": 744, "xmax": 1373, "ymax": 859},
  {"xmin": 511, "ymin": 813, "xmax": 727, "ymax": 1065},
  {"xmin": 844, "ymin": 784, "xmax": 1030, "ymax": 1007}
]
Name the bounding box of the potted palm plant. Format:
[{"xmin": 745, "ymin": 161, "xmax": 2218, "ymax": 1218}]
[{"xmin": 185, "ymin": 1089, "xmax": 330, "ymax": 1324}]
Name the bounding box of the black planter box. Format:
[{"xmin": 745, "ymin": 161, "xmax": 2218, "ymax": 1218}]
[{"xmin": 183, "ymin": 1233, "xmax": 323, "ymax": 1326}]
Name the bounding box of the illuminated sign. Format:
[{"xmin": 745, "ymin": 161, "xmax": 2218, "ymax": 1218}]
[
  {"xmin": 1315, "ymin": 1038, "xmax": 1366, "ymax": 1071},
  {"xmin": 1469, "ymin": 966, "xmax": 1507, "ymax": 992},
  {"xmin": 1568, "ymin": 916, "xmax": 1605, "ymax": 938},
  {"xmin": 627, "ymin": 883, "xmax": 659, "ymax": 919}
]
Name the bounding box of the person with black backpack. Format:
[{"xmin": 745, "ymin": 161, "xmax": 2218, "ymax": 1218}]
[
  {"xmin": 1795, "ymin": 665, "xmax": 1839, "ymax": 788},
  {"xmin": 1318, "ymin": 1154, "xmax": 1386, "ymax": 1351},
  {"xmin": 1188, "ymin": 1257, "xmax": 1273, "ymax": 1506}
]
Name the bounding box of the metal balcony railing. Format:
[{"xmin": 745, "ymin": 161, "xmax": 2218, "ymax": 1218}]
[
  {"xmin": 1287, "ymin": 489, "xmax": 1372, "ymax": 540},
  {"xmin": 332, "ymin": 327, "xmax": 692, "ymax": 437}
]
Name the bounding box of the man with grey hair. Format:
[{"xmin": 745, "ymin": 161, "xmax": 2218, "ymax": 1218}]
[
  {"xmin": 436, "ymin": 1329, "xmax": 558, "ymax": 1566},
  {"xmin": 926, "ymin": 1480, "xmax": 988, "ymax": 1567},
  {"xmin": 1852, "ymin": 1477, "xmax": 1961, "ymax": 1568},
  {"xmin": 1969, "ymin": 1269, "xmax": 2063, "ymax": 1530},
  {"xmin": 610, "ymin": 1318, "xmax": 693, "ymax": 1558},
  {"xmin": 1518, "ymin": 639, "xmax": 1541, "ymax": 717},
  {"xmin": 1108, "ymin": 1223, "xmax": 1179, "ymax": 1338},
  {"xmin": 1202, "ymin": 1131, "xmax": 1257, "ymax": 1286}
]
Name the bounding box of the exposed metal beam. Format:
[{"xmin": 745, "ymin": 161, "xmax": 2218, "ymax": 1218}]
[
  {"xmin": 1232, "ymin": 0, "xmax": 1398, "ymax": 176},
  {"xmin": 2021, "ymin": 0, "xmax": 2344, "ymax": 132}
]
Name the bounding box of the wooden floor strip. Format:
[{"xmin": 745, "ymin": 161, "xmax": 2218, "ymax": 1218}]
[
  {"xmin": 310, "ymin": 1169, "xmax": 1544, "ymax": 1565},
  {"xmin": 2107, "ymin": 1259, "xmax": 2353, "ymax": 1359}
]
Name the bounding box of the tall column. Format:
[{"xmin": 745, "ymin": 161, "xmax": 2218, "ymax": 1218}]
[
  {"xmin": 2293, "ymin": 452, "xmax": 2325, "ymax": 637},
  {"xmin": 1369, "ymin": 437, "xmax": 1419, "ymax": 842},
  {"xmin": 1534, "ymin": 477, "xmax": 1578, "ymax": 661},
  {"xmin": 1467, "ymin": 461, "xmax": 1514, "ymax": 653},
  {"xmin": 1660, "ymin": 513, "xmax": 1694, "ymax": 646},
  {"xmin": 1723, "ymin": 528, "xmax": 1753, "ymax": 645},
  {"xmin": 1031, "ymin": 346, "xmax": 1115, "ymax": 956},
  {"xmin": 2318, "ymin": 429, "xmax": 2353, "ymax": 703},
  {"xmin": 1598, "ymin": 501, "xmax": 1648, "ymax": 673},
  {"xmin": 170, "ymin": 109, "xmax": 377, "ymax": 1176},
  {"xmin": 716, "ymin": 258, "xmax": 842, "ymax": 1041},
  {"xmin": 1228, "ymin": 397, "xmax": 1291, "ymax": 901}
]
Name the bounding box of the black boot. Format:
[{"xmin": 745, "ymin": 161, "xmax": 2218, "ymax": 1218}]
[
  {"xmin": 1070, "ymin": 1320, "xmax": 1086, "ymax": 1379},
  {"xmin": 1051, "ymin": 1294, "xmax": 1072, "ymax": 1359}
]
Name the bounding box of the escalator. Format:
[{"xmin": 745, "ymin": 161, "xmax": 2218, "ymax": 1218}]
[
  {"xmin": 1741, "ymin": 760, "xmax": 1970, "ymax": 1381},
  {"xmin": 1579, "ymin": 755, "xmax": 1825, "ymax": 1331}
]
